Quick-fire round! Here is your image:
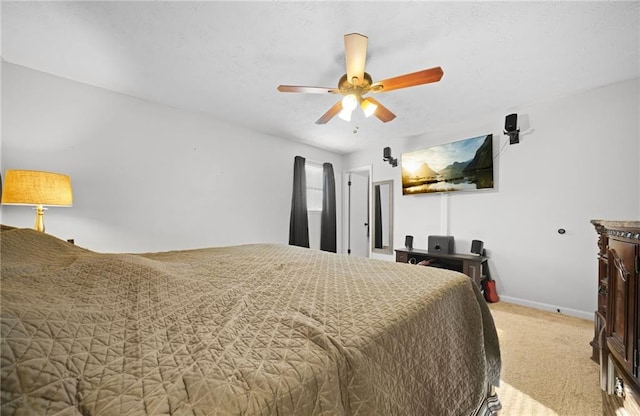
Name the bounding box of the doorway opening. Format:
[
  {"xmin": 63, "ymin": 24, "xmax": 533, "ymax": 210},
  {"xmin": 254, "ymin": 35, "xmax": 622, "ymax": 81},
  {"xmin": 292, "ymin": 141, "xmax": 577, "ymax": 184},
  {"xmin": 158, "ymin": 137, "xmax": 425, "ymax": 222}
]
[{"xmin": 343, "ymin": 166, "xmax": 371, "ymax": 257}]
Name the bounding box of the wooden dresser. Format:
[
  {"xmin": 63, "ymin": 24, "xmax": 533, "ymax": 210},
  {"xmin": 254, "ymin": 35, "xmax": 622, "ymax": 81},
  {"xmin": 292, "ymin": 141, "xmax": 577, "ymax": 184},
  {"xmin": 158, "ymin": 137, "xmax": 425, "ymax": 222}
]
[{"xmin": 591, "ymin": 220, "xmax": 640, "ymax": 412}]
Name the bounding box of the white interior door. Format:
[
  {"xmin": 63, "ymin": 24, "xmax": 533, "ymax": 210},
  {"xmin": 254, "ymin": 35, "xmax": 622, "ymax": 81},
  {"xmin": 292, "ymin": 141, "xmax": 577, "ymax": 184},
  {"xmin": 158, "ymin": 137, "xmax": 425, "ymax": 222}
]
[{"xmin": 346, "ymin": 170, "xmax": 370, "ymax": 257}]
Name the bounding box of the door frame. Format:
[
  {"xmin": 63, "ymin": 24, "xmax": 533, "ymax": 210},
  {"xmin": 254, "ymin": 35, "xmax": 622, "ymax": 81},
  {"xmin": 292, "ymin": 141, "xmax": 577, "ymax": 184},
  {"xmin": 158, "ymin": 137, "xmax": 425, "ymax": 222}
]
[{"xmin": 342, "ymin": 165, "xmax": 372, "ymax": 257}]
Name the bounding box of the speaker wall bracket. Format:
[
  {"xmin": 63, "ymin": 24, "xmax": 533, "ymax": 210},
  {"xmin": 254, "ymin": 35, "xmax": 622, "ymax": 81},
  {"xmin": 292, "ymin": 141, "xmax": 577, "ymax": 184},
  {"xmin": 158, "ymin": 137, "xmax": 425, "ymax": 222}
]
[{"xmin": 504, "ymin": 129, "xmax": 520, "ymax": 145}]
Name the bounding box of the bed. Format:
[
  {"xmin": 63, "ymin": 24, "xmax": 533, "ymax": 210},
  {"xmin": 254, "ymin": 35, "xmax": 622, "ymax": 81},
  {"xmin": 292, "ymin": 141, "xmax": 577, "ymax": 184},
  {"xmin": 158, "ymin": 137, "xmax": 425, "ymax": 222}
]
[{"xmin": 0, "ymin": 226, "xmax": 500, "ymax": 415}]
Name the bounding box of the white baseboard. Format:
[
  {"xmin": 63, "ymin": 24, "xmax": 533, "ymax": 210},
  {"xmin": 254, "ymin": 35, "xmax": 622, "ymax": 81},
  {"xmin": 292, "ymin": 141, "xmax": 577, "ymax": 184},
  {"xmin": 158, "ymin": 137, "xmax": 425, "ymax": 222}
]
[{"xmin": 498, "ymin": 295, "xmax": 592, "ymax": 321}]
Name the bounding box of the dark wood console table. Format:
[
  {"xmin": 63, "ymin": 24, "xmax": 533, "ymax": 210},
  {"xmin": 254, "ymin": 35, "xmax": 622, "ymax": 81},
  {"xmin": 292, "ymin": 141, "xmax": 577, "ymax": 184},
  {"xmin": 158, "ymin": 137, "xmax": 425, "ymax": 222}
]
[{"xmin": 395, "ymin": 248, "xmax": 487, "ymax": 286}]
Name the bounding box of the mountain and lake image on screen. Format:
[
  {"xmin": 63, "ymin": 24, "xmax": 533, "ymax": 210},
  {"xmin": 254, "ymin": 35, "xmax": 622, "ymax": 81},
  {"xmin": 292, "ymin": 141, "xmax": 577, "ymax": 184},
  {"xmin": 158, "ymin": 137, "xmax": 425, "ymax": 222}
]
[{"xmin": 401, "ymin": 134, "xmax": 494, "ymax": 195}]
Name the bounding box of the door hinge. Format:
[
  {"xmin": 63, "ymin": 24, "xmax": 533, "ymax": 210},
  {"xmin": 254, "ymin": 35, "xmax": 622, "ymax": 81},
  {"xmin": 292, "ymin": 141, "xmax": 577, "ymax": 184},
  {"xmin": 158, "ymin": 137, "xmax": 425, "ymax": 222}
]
[
  {"xmin": 348, "ymin": 181, "xmax": 351, "ymax": 186},
  {"xmin": 347, "ymin": 249, "xmax": 351, "ymax": 255}
]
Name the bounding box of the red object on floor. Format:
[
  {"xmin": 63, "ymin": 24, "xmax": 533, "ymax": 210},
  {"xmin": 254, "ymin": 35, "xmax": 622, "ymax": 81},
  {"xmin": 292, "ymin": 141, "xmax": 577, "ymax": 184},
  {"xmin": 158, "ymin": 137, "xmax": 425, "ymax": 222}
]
[{"xmin": 482, "ymin": 278, "xmax": 500, "ymax": 303}]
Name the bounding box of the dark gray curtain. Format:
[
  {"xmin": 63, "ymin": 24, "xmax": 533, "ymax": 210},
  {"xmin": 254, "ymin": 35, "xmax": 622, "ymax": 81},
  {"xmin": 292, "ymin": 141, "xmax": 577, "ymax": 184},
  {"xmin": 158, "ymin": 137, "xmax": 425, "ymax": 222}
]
[
  {"xmin": 320, "ymin": 163, "xmax": 336, "ymax": 252},
  {"xmin": 374, "ymin": 185, "xmax": 383, "ymax": 249},
  {"xmin": 289, "ymin": 156, "xmax": 309, "ymax": 248}
]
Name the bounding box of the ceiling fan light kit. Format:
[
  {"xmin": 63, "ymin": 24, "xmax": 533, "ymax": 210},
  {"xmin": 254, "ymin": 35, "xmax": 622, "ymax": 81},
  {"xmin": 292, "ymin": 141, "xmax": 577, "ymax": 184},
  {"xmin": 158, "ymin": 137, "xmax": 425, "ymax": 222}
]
[
  {"xmin": 338, "ymin": 108, "xmax": 351, "ymax": 122},
  {"xmin": 361, "ymin": 98, "xmax": 378, "ymax": 118},
  {"xmin": 277, "ymin": 33, "xmax": 444, "ymax": 125},
  {"xmin": 338, "ymin": 94, "xmax": 358, "ymax": 121},
  {"xmin": 338, "ymin": 94, "xmax": 377, "ymax": 121},
  {"xmin": 341, "ymin": 94, "xmax": 358, "ymax": 111}
]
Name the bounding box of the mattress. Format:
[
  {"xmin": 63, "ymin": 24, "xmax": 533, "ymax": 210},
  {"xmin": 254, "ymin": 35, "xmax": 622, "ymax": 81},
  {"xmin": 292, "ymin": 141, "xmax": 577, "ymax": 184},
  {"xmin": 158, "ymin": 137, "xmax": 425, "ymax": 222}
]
[{"xmin": 1, "ymin": 227, "xmax": 500, "ymax": 415}]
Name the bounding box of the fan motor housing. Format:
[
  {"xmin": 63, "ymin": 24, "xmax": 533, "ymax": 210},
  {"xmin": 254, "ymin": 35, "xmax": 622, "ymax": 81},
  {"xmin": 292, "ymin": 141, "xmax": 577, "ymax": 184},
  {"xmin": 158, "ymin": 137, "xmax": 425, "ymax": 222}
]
[{"xmin": 339, "ymin": 72, "xmax": 373, "ymax": 93}]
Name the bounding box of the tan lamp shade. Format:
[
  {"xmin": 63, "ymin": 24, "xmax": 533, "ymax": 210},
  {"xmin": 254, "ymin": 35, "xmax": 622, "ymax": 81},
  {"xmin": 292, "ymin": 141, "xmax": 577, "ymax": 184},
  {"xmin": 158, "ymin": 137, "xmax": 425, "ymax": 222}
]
[{"xmin": 1, "ymin": 170, "xmax": 73, "ymax": 232}]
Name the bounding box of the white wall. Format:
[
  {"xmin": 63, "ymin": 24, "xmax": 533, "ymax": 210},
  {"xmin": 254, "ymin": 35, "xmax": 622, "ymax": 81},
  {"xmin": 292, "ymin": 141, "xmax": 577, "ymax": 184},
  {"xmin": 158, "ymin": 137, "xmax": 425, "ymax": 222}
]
[
  {"xmin": 1, "ymin": 63, "xmax": 343, "ymax": 253},
  {"xmin": 3, "ymin": 62, "xmax": 638, "ymax": 319},
  {"xmin": 345, "ymin": 78, "xmax": 640, "ymax": 318}
]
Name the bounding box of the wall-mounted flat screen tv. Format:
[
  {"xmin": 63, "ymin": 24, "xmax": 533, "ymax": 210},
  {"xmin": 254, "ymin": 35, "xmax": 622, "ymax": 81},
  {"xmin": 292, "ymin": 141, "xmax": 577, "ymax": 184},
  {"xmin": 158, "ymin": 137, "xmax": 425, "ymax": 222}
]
[{"xmin": 401, "ymin": 134, "xmax": 493, "ymax": 195}]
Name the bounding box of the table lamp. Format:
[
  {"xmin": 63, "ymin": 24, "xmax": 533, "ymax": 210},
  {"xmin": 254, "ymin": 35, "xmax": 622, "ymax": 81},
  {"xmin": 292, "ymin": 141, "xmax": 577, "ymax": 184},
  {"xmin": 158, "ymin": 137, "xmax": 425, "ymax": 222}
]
[{"xmin": 1, "ymin": 169, "xmax": 73, "ymax": 232}]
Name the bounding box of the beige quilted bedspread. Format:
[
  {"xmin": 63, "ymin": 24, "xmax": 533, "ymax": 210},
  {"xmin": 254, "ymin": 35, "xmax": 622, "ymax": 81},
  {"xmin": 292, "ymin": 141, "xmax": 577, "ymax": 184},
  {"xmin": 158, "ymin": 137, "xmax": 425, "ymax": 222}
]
[{"xmin": 1, "ymin": 228, "xmax": 500, "ymax": 415}]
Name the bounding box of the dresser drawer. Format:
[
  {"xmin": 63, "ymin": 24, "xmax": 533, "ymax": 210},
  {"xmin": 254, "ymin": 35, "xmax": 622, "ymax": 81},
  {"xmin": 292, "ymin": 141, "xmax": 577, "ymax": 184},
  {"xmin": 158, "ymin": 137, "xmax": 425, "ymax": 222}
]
[{"xmin": 605, "ymin": 355, "xmax": 640, "ymax": 415}]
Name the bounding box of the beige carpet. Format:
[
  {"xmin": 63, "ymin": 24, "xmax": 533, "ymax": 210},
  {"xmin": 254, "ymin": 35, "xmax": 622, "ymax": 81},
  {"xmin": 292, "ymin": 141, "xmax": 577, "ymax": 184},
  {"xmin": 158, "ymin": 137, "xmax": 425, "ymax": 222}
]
[{"xmin": 489, "ymin": 302, "xmax": 602, "ymax": 415}]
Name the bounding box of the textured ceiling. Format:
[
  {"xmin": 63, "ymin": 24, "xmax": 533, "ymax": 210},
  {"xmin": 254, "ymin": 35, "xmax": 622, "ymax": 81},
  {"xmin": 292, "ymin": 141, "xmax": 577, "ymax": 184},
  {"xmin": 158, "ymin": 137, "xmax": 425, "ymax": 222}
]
[{"xmin": 2, "ymin": 1, "xmax": 639, "ymax": 154}]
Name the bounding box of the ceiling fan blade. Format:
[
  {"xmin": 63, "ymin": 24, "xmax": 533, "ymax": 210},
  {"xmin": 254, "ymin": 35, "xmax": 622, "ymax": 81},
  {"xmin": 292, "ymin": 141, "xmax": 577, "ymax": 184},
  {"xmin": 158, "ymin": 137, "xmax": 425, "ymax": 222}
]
[
  {"xmin": 344, "ymin": 33, "xmax": 368, "ymax": 86},
  {"xmin": 371, "ymin": 66, "xmax": 444, "ymax": 93},
  {"xmin": 365, "ymin": 97, "xmax": 396, "ymax": 123},
  {"xmin": 278, "ymin": 85, "xmax": 340, "ymax": 94},
  {"xmin": 316, "ymin": 100, "xmax": 343, "ymax": 124}
]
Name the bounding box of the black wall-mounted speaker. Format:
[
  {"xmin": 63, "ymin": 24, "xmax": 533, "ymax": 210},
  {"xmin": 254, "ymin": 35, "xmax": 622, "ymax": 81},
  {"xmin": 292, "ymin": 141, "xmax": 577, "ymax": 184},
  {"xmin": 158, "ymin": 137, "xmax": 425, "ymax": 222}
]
[
  {"xmin": 471, "ymin": 240, "xmax": 484, "ymax": 255},
  {"xmin": 383, "ymin": 147, "xmax": 392, "ymax": 159},
  {"xmin": 405, "ymin": 235, "xmax": 414, "ymax": 250},
  {"xmin": 505, "ymin": 113, "xmax": 518, "ymax": 132}
]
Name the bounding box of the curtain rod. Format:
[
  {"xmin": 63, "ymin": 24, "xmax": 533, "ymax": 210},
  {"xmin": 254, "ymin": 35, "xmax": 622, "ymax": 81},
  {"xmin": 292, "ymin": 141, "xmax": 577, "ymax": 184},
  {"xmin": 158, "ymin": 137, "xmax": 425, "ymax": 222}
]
[{"xmin": 303, "ymin": 157, "xmax": 327, "ymax": 166}]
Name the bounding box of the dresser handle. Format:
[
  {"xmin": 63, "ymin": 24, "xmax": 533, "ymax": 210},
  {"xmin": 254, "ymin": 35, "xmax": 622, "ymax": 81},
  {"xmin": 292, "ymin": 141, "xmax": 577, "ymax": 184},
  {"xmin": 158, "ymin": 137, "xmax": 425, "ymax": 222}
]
[{"xmin": 614, "ymin": 376, "xmax": 625, "ymax": 398}]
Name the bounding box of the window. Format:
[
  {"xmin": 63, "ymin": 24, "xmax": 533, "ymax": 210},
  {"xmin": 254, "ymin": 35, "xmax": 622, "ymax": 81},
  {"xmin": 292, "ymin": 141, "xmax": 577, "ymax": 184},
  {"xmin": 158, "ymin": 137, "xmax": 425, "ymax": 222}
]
[{"xmin": 305, "ymin": 162, "xmax": 323, "ymax": 212}]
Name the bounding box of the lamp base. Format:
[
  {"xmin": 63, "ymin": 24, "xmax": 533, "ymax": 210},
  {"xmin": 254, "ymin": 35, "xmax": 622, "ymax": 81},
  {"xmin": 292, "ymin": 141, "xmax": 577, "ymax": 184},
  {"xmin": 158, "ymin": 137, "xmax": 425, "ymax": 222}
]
[{"xmin": 34, "ymin": 205, "xmax": 47, "ymax": 232}]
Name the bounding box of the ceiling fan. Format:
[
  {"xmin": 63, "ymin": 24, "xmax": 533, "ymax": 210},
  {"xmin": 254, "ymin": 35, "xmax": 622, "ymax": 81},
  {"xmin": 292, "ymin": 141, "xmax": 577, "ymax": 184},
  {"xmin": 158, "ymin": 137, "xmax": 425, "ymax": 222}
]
[{"xmin": 277, "ymin": 33, "xmax": 444, "ymax": 125}]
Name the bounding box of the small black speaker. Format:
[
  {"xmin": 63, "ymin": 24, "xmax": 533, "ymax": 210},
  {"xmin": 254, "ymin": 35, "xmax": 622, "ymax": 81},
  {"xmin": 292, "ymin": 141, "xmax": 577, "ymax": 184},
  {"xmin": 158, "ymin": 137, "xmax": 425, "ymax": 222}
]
[
  {"xmin": 405, "ymin": 235, "xmax": 414, "ymax": 250},
  {"xmin": 471, "ymin": 240, "xmax": 484, "ymax": 255},
  {"xmin": 505, "ymin": 113, "xmax": 518, "ymax": 132},
  {"xmin": 383, "ymin": 147, "xmax": 392, "ymax": 159}
]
